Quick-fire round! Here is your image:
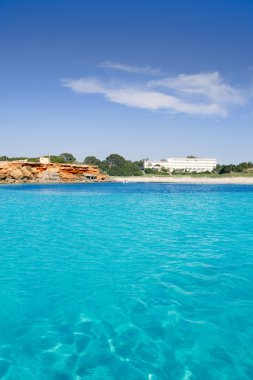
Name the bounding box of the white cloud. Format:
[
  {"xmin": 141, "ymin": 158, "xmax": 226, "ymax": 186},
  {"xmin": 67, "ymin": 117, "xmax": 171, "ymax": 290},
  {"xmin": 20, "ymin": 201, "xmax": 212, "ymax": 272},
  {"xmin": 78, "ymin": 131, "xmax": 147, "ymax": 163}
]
[
  {"xmin": 148, "ymin": 72, "xmax": 244, "ymax": 105},
  {"xmin": 63, "ymin": 77, "xmax": 105, "ymax": 94},
  {"xmin": 99, "ymin": 61, "xmax": 161, "ymax": 75},
  {"xmin": 106, "ymin": 88, "xmax": 225, "ymax": 115},
  {"xmin": 62, "ymin": 76, "xmax": 227, "ymax": 116},
  {"xmin": 62, "ymin": 69, "xmax": 247, "ymax": 117}
]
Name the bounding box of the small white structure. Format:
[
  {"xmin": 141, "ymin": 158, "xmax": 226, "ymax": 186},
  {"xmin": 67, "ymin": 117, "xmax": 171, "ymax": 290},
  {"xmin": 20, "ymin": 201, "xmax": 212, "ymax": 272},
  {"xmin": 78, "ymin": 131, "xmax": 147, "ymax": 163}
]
[
  {"xmin": 144, "ymin": 157, "xmax": 217, "ymax": 173},
  {"xmin": 144, "ymin": 160, "xmax": 171, "ymax": 171},
  {"xmin": 40, "ymin": 156, "xmax": 51, "ymax": 164}
]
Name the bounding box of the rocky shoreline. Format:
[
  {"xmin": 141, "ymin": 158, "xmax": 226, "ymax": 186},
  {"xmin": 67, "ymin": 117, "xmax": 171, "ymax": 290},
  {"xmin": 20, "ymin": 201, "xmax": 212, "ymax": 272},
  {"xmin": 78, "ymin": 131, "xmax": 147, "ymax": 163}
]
[{"xmin": 0, "ymin": 161, "xmax": 107, "ymax": 184}]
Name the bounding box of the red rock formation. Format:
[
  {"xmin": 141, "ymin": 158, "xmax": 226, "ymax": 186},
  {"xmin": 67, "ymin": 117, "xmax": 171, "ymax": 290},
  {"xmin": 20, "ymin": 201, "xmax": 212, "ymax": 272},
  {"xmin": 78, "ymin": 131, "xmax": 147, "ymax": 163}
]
[{"xmin": 0, "ymin": 161, "xmax": 107, "ymax": 184}]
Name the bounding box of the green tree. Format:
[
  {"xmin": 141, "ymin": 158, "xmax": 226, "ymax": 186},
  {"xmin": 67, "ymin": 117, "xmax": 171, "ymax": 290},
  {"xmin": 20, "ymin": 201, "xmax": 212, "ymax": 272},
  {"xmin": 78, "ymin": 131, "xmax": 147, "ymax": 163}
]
[
  {"xmin": 101, "ymin": 153, "xmax": 143, "ymax": 176},
  {"xmin": 134, "ymin": 159, "xmax": 145, "ymax": 170},
  {"xmin": 160, "ymin": 167, "xmax": 170, "ymax": 175},
  {"xmin": 105, "ymin": 154, "xmax": 126, "ymax": 167},
  {"xmin": 237, "ymin": 162, "xmax": 253, "ymax": 172},
  {"xmin": 217, "ymin": 164, "xmax": 237, "ymax": 174},
  {"xmin": 144, "ymin": 168, "xmax": 159, "ymax": 174},
  {"xmin": 59, "ymin": 153, "xmax": 76, "ymax": 163},
  {"xmin": 50, "ymin": 155, "xmax": 65, "ymax": 163},
  {"xmin": 0, "ymin": 156, "xmax": 8, "ymax": 161},
  {"xmin": 83, "ymin": 156, "xmax": 102, "ymax": 166}
]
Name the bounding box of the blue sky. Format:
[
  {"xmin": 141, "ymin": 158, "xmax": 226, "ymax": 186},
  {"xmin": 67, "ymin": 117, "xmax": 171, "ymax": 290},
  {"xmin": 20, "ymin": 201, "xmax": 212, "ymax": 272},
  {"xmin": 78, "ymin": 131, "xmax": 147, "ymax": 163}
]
[{"xmin": 1, "ymin": 0, "xmax": 253, "ymax": 163}]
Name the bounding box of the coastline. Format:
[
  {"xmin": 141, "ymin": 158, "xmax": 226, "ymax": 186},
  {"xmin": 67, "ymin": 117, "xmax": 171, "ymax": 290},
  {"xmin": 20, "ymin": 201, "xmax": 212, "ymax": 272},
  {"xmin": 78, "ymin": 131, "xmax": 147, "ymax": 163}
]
[
  {"xmin": 111, "ymin": 176, "xmax": 253, "ymax": 185},
  {"xmin": 0, "ymin": 161, "xmax": 107, "ymax": 184},
  {"xmin": 1, "ymin": 176, "xmax": 253, "ymax": 186}
]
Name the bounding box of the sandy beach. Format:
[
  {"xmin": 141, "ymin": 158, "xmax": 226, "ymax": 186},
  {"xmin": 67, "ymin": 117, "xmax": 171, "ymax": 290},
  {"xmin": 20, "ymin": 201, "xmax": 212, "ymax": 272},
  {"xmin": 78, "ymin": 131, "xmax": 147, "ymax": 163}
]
[{"xmin": 112, "ymin": 176, "xmax": 253, "ymax": 184}]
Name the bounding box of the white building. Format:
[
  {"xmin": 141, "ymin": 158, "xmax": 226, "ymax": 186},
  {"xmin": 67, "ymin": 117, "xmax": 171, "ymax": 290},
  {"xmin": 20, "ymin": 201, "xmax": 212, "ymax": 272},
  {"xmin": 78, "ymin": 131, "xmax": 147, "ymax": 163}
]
[
  {"xmin": 40, "ymin": 156, "xmax": 51, "ymax": 164},
  {"xmin": 144, "ymin": 157, "xmax": 217, "ymax": 173}
]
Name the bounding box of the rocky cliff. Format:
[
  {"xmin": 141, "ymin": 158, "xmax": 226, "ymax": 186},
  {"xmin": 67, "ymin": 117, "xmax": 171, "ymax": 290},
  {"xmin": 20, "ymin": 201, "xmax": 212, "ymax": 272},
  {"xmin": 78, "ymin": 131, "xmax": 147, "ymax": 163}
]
[{"xmin": 0, "ymin": 161, "xmax": 107, "ymax": 184}]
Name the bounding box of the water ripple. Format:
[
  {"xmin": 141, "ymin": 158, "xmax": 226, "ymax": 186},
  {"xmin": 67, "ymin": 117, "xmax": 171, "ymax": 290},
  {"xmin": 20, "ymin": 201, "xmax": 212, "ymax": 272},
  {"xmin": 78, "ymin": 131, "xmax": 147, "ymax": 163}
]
[{"xmin": 0, "ymin": 183, "xmax": 253, "ymax": 379}]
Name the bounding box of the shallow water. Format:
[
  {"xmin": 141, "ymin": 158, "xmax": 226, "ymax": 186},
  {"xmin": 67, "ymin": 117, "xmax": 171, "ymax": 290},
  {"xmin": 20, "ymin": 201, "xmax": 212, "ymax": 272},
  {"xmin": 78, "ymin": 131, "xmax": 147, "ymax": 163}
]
[{"xmin": 0, "ymin": 183, "xmax": 253, "ymax": 379}]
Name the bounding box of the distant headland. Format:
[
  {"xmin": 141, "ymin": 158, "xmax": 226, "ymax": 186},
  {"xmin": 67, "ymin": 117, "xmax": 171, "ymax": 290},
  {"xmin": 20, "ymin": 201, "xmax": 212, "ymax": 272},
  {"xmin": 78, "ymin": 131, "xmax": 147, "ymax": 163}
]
[{"xmin": 0, "ymin": 160, "xmax": 107, "ymax": 184}]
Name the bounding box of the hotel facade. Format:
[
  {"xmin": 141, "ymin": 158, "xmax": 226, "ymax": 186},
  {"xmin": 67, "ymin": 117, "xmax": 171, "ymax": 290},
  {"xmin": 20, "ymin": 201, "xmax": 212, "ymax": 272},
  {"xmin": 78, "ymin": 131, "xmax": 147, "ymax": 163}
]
[{"xmin": 144, "ymin": 157, "xmax": 217, "ymax": 173}]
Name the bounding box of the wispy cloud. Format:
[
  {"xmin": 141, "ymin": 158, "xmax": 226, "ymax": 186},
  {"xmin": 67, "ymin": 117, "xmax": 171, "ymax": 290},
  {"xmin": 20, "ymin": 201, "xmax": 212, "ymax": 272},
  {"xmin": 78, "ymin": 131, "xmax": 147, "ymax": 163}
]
[
  {"xmin": 148, "ymin": 72, "xmax": 244, "ymax": 105},
  {"xmin": 99, "ymin": 61, "xmax": 161, "ymax": 75},
  {"xmin": 62, "ymin": 71, "xmax": 246, "ymax": 117}
]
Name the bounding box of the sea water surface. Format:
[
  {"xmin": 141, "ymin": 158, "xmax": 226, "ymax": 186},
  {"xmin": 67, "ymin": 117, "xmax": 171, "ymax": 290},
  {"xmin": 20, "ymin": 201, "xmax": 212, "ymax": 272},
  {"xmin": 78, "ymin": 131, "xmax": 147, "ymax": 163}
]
[{"xmin": 0, "ymin": 183, "xmax": 253, "ymax": 379}]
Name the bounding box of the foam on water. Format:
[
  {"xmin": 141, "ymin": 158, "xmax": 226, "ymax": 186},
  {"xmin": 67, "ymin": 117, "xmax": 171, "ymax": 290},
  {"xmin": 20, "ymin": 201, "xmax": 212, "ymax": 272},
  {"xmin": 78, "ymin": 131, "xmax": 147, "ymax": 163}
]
[{"xmin": 0, "ymin": 183, "xmax": 253, "ymax": 379}]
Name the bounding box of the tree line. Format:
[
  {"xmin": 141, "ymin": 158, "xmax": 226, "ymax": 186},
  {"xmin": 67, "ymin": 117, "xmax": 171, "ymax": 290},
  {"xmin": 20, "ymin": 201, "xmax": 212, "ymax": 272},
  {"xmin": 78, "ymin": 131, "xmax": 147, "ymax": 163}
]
[
  {"xmin": 1, "ymin": 153, "xmax": 253, "ymax": 176},
  {"xmin": 215, "ymin": 162, "xmax": 253, "ymax": 174},
  {"xmin": 0, "ymin": 153, "xmax": 76, "ymax": 164},
  {"xmin": 0, "ymin": 153, "xmax": 144, "ymax": 176},
  {"xmin": 83, "ymin": 154, "xmax": 144, "ymax": 176}
]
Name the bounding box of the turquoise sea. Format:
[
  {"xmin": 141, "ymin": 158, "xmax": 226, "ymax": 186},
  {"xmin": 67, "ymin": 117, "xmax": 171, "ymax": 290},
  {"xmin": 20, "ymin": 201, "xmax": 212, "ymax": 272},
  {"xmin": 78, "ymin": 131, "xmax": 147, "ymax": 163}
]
[{"xmin": 0, "ymin": 183, "xmax": 253, "ymax": 379}]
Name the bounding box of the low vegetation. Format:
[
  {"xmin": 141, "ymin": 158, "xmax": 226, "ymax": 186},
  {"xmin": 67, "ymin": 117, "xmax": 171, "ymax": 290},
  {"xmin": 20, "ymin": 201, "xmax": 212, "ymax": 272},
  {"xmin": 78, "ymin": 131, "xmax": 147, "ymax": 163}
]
[
  {"xmin": 1, "ymin": 153, "xmax": 253, "ymax": 177},
  {"xmin": 0, "ymin": 153, "xmax": 76, "ymax": 164},
  {"xmin": 84, "ymin": 154, "xmax": 143, "ymax": 176},
  {"xmin": 215, "ymin": 162, "xmax": 253, "ymax": 174}
]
